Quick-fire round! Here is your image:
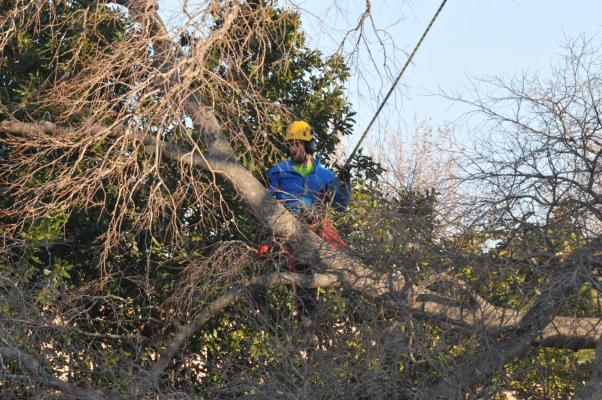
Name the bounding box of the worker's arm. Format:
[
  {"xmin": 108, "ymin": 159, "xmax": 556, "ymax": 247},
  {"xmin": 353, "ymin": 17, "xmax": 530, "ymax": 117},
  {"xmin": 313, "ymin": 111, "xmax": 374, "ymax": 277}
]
[{"xmin": 327, "ymin": 169, "xmax": 352, "ymax": 211}]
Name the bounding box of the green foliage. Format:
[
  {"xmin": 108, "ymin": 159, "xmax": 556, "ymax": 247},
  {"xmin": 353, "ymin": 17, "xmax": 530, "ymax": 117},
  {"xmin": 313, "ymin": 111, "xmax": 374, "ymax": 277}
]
[
  {"xmin": 335, "ymin": 184, "xmax": 437, "ymax": 264},
  {"xmin": 20, "ymin": 211, "xmax": 69, "ymax": 243},
  {"xmin": 498, "ymin": 348, "xmax": 595, "ymax": 399},
  {"xmin": 0, "ymin": 0, "xmax": 129, "ymax": 120}
]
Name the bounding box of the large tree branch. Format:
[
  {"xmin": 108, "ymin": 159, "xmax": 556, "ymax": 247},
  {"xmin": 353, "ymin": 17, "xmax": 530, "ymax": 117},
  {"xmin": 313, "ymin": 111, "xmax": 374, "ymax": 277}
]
[
  {"xmin": 414, "ymin": 291, "xmax": 602, "ymax": 350},
  {"xmin": 420, "ymin": 240, "xmax": 602, "ymax": 399},
  {"xmin": 0, "ymin": 346, "xmax": 105, "ymax": 400},
  {"xmin": 411, "ymin": 273, "xmax": 602, "ymax": 349},
  {"xmin": 181, "ymin": 101, "xmax": 398, "ymax": 296}
]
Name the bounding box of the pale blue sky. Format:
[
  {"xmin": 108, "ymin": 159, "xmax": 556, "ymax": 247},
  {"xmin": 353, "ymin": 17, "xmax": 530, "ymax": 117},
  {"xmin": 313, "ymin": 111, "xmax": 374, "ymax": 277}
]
[
  {"xmin": 159, "ymin": 1, "xmax": 602, "ymax": 148},
  {"xmin": 297, "ymin": 0, "xmax": 602, "ymax": 147}
]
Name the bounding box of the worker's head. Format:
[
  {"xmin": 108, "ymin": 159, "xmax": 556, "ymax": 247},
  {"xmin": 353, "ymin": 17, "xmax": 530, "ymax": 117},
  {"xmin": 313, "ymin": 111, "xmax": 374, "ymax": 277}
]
[{"xmin": 285, "ymin": 121, "xmax": 316, "ymax": 162}]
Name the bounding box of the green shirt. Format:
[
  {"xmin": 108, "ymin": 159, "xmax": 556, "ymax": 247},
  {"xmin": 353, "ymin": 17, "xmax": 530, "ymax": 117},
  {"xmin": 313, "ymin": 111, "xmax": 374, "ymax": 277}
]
[{"xmin": 293, "ymin": 158, "xmax": 314, "ymax": 177}]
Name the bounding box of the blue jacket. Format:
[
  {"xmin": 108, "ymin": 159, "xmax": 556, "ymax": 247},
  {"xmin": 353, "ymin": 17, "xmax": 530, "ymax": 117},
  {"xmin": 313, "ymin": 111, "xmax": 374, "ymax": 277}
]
[{"xmin": 268, "ymin": 158, "xmax": 351, "ymax": 214}]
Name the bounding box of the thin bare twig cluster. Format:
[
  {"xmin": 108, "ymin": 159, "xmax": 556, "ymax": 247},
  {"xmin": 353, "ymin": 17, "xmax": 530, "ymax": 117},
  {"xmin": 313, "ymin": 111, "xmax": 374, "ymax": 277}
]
[{"xmin": 0, "ymin": 0, "xmax": 293, "ymax": 259}]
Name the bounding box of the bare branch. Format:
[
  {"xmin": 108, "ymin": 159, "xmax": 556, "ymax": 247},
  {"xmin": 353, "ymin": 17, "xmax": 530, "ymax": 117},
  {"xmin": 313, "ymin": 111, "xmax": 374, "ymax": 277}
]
[{"xmin": 0, "ymin": 346, "xmax": 105, "ymax": 400}]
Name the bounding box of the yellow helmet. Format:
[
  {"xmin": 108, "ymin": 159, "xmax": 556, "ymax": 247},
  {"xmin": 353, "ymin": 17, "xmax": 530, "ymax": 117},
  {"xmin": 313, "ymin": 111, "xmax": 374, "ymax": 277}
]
[{"xmin": 285, "ymin": 120, "xmax": 313, "ymax": 141}]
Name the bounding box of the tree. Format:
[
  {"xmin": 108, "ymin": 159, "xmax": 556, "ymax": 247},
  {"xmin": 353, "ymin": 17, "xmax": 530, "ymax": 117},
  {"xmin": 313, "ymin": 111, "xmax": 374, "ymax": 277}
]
[
  {"xmin": 1, "ymin": 1, "xmax": 602, "ymax": 399},
  {"xmin": 422, "ymin": 36, "xmax": 602, "ymax": 399}
]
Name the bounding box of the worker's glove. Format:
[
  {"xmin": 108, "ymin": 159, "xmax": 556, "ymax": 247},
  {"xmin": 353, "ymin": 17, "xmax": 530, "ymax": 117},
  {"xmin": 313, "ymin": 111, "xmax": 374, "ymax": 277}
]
[{"xmin": 338, "ymin": 167, "xmax": 352, "ymax": 189}]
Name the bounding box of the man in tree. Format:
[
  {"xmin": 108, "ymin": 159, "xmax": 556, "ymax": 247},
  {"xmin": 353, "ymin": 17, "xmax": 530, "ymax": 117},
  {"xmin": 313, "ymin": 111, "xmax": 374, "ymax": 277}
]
[{"xmin": 267, "ymin": 120, "xmax": 352, "ymax": 330}]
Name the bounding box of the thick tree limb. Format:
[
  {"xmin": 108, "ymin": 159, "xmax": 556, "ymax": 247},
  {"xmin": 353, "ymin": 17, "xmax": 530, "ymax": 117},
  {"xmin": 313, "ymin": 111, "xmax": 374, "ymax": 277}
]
[
  {"xmin": 414, "ymin": 292, "xmax": 602, "ymax": 350},
  {"xmin": 412, "ymin": 274, "xmax": 602, "ymax": 349},
  {"xmin": 420, "ymin": 240, "xmax": 602, "ymax": 399},
  {"xmin": 0, "ymin": 346, "xmax": 105, "ymax": 400}
]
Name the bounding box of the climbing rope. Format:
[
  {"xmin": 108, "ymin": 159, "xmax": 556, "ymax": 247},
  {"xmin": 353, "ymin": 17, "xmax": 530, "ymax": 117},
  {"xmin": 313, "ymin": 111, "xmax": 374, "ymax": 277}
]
[{"xmin": 344, "ymin": 0, "xmax": 450, "ymax": 170}]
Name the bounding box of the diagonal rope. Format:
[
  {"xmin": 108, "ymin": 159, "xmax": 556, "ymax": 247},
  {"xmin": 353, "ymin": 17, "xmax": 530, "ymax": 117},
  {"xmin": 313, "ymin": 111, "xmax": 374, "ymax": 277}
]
[{"xmin": 344, "ymin": 0, "xmax": 450, "ymax": 170}]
